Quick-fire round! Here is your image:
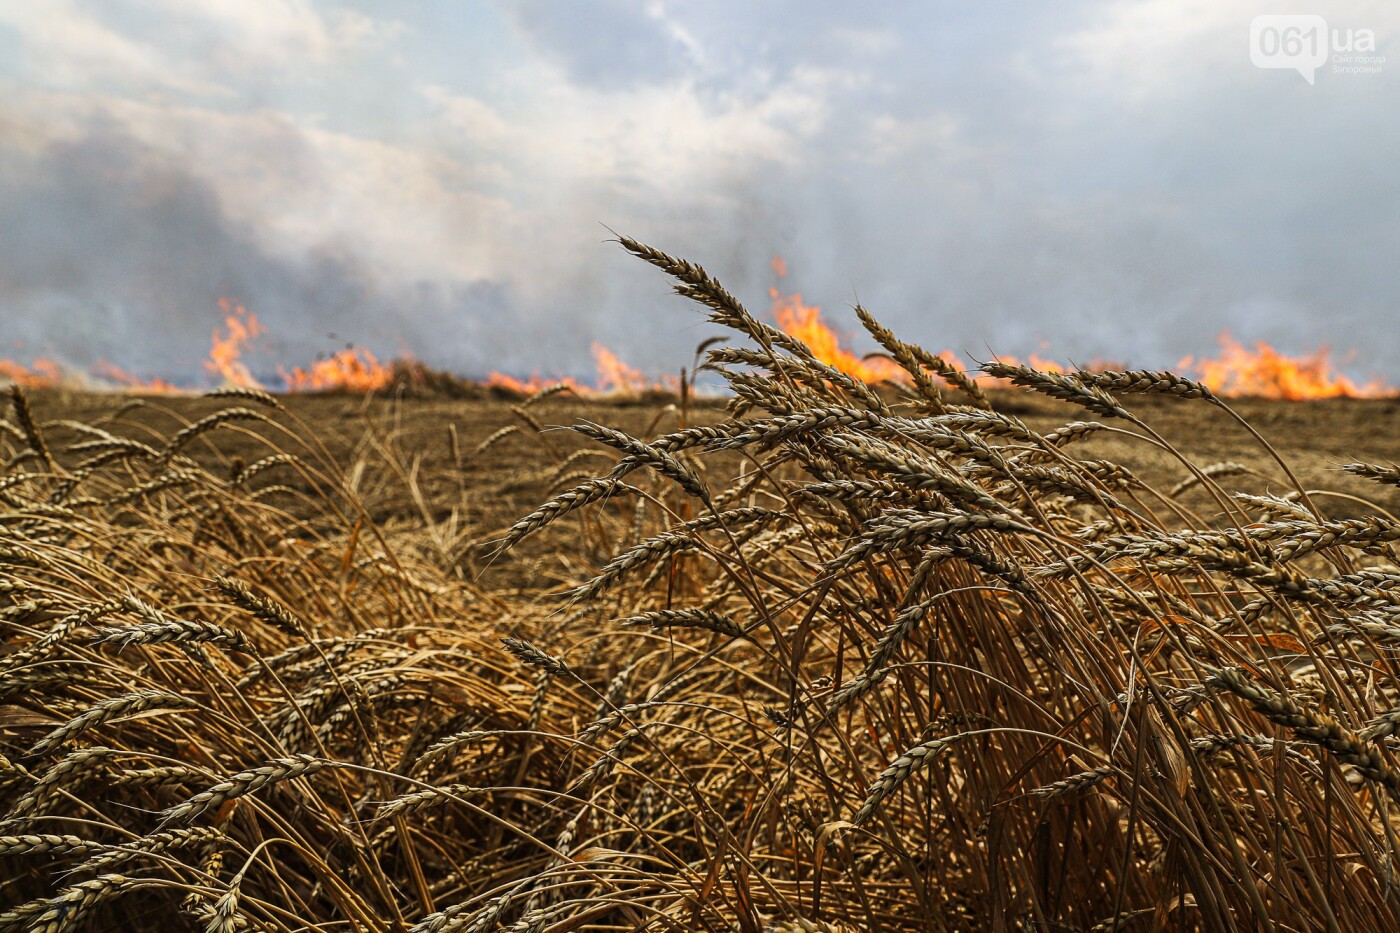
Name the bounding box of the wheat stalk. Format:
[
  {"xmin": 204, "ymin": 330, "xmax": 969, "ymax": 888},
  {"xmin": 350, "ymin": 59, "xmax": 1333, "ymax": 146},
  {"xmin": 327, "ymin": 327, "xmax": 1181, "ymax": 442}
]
[{"xmin": 163, "ymin": 755, "xmax": 332, "ymax": 824}]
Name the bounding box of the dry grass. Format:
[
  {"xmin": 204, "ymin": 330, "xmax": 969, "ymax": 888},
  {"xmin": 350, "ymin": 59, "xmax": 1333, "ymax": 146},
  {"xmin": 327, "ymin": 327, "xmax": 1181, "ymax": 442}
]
[{"xmin": 1, "ymin": 240, "xmax": 1399, "ymax": 930}]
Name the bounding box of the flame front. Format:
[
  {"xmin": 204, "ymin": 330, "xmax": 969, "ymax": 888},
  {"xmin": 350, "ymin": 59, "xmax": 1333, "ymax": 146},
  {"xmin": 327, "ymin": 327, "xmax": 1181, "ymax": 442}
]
[
  {"xmin": 0, "ymin": 358, "xmax": 63, "ymax": 388},
  {"xmin": 90, "ymin": 361, "xmax": 178, "ymax": 394},
  {"xmin": 0, "ymin": 265, "xmax": 1395, "ymax": 400},
  {"xmin": 591, "ymin": 342, "xmax": 654, "ymax": 395},
  {"xmin": 484, "ymin": 371, "xmax": 579, "ymax": 395},
  {"xmin": 210, "ymin": 298, "xmax": 395, "ymax": 393},
  {"xmin": 484, "ymin": 343, "xmax": 665, "ymax": 396},
  {"xmin": 1180, "ymin": 331, "xmax": 1391, "ymax": 400},
  {"xmin": 763, "ymin": 257, "xmax": 1395, "ymax": 400},
  {"xmin": 768, "ymin": 258, "xmax": 908, "ymax": 384},
  {"xmin": 769, "ymin": 289, "xmax": 910, "ymax": 384},
  {"xmin": 281, "ymin": 348, "xmax": 393, "ymax": 393},
  {"xmin": 206, "ymin": 298, "xmax": 266, "ymax": 389}
]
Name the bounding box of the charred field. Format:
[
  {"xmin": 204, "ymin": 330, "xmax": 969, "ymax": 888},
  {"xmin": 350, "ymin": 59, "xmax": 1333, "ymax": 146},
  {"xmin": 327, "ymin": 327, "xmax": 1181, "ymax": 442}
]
[{"xmin": 2, "ymin": 244, "xmax": 1400, "ymax": 931}]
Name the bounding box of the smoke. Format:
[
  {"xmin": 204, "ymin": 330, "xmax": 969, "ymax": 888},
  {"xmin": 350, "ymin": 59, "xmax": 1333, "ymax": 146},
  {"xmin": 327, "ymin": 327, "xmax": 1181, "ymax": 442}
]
[
  {"xmin": 1, "ymin": 1, "xmax": 1398, "ymax": 384},
  {"xmin": 0, "ymin": 107, "xmax": 514, "ymax": 382}
]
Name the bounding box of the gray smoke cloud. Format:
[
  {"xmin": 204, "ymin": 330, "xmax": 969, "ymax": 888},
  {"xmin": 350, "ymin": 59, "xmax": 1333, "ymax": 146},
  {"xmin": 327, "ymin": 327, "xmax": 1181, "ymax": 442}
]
[
  {"xmin": 1, "ymin": 121, "xmax": 510, "ymax": 382},
  {"xmin": 1, "ymin": 1, "xmax": 1397, "ymax": 385}
]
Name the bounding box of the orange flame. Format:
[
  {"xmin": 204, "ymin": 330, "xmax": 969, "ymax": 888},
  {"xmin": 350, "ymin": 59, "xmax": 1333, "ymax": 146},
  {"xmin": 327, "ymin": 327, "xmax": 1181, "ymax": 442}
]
[
  {"xmin": 483, "ymin": 342, "xmax": 665, "ymax": 398},
  {"xmin": 768, "ymin": 259, "xmax": 908, "ymax": 384},
  {"xmin": 765, "ymin": 257, "xmax": 1396, "ymax": 401},
  {"xmin": 90, "ymin": 361, "xmax": 179, "ymax": 394},
  {"xmin": 206, "ymin": 298, "xmax": 266, "ymax": 389},
  {"xmin": 769, "ymin": 289, "xmax": 910, "ymax": 384},
  {"xmin": 1180, "ymin": 331, "xmax": 1395, "ymax": 400},
  {"xmin": 281, "ymin": 348, "xmax": 394, "ymax": 393},
  {"xmin": 207, "ymin": 298, "xmax": 397, "ymax": 393},
  {"xmin": 0, "ymin": 358, "xmax": 64, "ymax": 388},
  {"xmin": 3, "ymin": 271, "xmax": 1394, "ymax": 402},
  {"xmin": 591, "ymin": 342, "xmax": 654, "ymax": 395},
  {"xmin": 485, "ymin": 371, "xmax": 574, "ymax": 394}
]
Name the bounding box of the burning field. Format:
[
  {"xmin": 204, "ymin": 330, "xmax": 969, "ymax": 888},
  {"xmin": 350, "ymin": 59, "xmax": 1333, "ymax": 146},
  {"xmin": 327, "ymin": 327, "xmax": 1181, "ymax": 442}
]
[
  {"xmin": 3, "ymin": 256, "xmax": 1395, "ymax": 404},
  {"xmin": 2, "ymin": 241, "xmax": 1400, "ymax": 931}
]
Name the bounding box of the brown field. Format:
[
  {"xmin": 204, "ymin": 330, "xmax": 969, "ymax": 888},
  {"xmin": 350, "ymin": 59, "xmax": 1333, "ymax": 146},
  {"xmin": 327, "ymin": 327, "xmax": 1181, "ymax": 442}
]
[
  {"xmin": 3, "ymin": 244, "xmax": 1400, "ymax": 932},
  {"xmin": 35, "ymin": 386, "xmax": 1398, "ymax": 585}
]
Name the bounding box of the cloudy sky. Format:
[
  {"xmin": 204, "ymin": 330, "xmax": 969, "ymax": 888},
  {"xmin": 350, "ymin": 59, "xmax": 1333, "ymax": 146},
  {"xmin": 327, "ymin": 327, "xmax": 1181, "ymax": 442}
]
[{"xmin": 1, "ymin": 1, "xmax": 1396, "ymax": 384}]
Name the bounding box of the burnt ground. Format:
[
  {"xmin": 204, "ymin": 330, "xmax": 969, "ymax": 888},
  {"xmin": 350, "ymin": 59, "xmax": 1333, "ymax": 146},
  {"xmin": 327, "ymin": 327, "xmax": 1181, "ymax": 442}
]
[{"xmin": 20, "ymin": 387, "xmax": 1400, "ymax": 592}]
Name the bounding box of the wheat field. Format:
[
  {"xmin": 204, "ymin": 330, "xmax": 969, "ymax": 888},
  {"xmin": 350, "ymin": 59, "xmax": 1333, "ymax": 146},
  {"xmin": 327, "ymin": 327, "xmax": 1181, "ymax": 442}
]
[{"xmin": 1, "ymin": 240, "xmax": 1399, "ymax": 931}]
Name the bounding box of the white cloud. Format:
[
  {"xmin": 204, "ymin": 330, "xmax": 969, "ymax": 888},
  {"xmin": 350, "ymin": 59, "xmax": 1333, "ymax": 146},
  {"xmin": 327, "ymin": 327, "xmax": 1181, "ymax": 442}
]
[
  {"xmin": 861, "ymin": 112, "xmax": 972, "ymax": 165},
  {"xmin": 422, "ymin": 66, "xmax": 836, "ymax": 195},
  {"xmin": 1057, "ymin": 0, "xmax": 1400, "ymax": 101},
  {"xmin": 2, "ymin": 85, "xmax": 510, "ymax": 285},
  {"xmin": 419, "ymin": 84, "xmax": 512, "ymax": 146},
  {"xmin": 643, "ymin": 0, "xmax": 706, "ymax": 65},
  {"xmin": 137, "ymin": 0, "xmax": 403, "ymax": 69},
  {"xmin": 0, "ymin": 0, "xmax": 226, "ymax": 96},
  {"xmin": 0, "ymin": 0, "xmax": 403, "ymax": 98},
  {"xmin": 1054, "ymin": 0, "xmax": 1245, "ymax": 101}
]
